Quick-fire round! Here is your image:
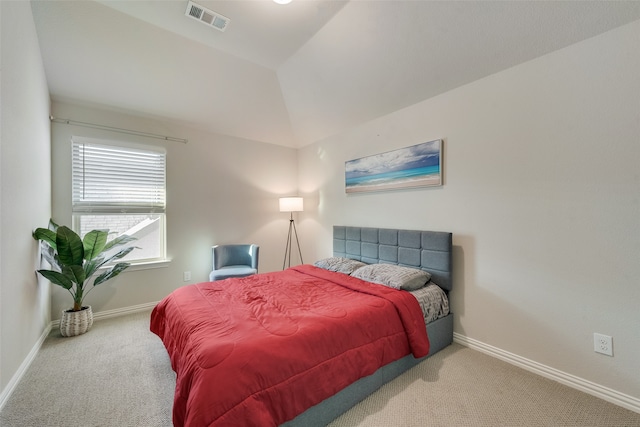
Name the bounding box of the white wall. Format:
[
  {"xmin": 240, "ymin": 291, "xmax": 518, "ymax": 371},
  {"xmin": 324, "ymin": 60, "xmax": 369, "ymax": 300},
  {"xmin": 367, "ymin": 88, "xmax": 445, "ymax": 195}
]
[
  {"xmin": 298, "ymin": 21, "xmax": 640, "ymax": 402},
  {"xmin": 0, "ymin": 0, "xmax": 52, "ymax": 399},
  {"xmin": 50, "ymin": 101, "xmax": 298, "ymax": 318}
]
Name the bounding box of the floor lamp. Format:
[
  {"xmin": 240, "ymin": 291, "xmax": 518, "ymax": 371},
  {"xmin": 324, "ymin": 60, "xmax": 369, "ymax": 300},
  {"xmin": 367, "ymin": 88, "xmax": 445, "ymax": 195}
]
[{"xmin": 279, "ymin": 197, "xmax": 303, "ymax": 269}]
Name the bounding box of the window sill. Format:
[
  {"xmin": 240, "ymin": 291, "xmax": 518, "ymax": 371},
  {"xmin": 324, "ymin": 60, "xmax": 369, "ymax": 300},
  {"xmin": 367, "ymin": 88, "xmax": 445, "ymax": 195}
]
[{"xmin": 126, "ymin": 259, "xmax": 171, "ymax": 272}]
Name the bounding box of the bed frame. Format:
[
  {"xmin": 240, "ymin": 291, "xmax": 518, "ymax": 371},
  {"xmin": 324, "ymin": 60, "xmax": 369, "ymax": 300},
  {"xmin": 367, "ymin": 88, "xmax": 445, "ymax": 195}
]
[{"xmin": 284, "ymin": 226, "xmax": 453, "ymax": 427}]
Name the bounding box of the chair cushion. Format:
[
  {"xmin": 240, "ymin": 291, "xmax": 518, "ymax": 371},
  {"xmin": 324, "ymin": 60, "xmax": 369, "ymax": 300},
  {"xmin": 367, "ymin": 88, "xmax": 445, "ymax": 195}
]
[{"xmin": 209, "ymin": 266, "xmax": 258, "ymax": 281}]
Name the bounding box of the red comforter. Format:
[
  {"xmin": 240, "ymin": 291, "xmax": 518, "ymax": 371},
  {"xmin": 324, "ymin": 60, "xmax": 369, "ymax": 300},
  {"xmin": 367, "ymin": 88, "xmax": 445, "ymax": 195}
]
[{"xmin": 150, "ymin": 264, "xmax": 429, "ymax": 427}]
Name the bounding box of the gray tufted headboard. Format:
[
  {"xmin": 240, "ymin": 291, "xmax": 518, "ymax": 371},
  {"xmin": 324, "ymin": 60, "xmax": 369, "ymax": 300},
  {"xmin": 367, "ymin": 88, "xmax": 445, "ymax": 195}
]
[{"xmin": 333, "ymin": 226, "xmax": 453, "ymax": 292}]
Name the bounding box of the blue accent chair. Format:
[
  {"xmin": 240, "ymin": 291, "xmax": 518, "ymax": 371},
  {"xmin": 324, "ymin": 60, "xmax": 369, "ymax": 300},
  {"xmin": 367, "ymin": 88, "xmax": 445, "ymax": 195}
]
[{"xmin": 209, "ymin": 244, "xmax": 259, "ymax": 281}]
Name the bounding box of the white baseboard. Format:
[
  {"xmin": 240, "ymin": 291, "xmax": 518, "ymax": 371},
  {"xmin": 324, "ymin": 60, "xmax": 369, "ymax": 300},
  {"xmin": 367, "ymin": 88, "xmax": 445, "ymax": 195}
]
[
  {"xmin": 1, "ymin": 301, "xmax": 159, "ymax": 411},
  {"xmin": 453, "ymin": 332, "xmax": 640, "ymax": 415},
  {"xmin": 0, "ymin": 322, "xmax": 52, "ymax": 412}
]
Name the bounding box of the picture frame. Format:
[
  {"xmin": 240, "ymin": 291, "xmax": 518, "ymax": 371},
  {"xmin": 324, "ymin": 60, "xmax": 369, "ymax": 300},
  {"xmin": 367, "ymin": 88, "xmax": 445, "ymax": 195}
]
[{"xmin": 345, "ymin": 139, "xmax": 442, "ymax": 193}]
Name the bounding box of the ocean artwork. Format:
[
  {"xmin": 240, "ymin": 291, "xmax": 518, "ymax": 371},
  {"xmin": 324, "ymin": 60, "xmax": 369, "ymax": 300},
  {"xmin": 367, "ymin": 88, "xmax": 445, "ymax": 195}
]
[{"xmin": 345, "ymin": 140, "xmax": 442, "ymax": 193}]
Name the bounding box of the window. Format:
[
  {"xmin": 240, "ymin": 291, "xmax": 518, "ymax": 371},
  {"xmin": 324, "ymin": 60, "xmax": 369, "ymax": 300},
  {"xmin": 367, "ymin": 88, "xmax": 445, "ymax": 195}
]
[{"xmin": 72, "ymin": 137, "xmax": 166, "ymax": 264}]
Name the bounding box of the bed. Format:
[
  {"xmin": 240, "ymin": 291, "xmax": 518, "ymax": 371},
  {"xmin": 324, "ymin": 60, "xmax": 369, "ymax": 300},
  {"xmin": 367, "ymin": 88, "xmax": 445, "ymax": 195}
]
[{"xmin": 151, "ymin": 226, "xmax": 453, "ymax": 426}]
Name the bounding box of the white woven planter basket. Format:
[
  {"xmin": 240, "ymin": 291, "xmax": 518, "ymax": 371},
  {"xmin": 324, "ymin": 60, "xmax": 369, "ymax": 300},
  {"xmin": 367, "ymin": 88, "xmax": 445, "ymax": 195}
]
[{"xmin": 60, "ymin": 306, "xmax": 94, "ymax": 337}]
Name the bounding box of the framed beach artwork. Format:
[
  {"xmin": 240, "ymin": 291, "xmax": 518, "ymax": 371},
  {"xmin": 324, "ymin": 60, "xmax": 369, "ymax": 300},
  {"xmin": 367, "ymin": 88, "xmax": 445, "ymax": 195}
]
[{"xmin": 345, "ymin": 139, "xmax": 442, "ymax": 193}]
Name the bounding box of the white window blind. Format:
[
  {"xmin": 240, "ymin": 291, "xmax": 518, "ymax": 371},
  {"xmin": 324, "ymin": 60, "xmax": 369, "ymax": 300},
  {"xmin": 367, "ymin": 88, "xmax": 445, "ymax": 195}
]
[{"xmin": 72, "ymin": 141, "xmax": 166, "ymax": 214}]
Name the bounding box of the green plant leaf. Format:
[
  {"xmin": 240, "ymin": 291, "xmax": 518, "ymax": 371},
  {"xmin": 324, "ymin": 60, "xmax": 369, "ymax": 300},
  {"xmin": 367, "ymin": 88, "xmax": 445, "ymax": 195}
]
[
  {"xmin": 93, "ymin": 262, "xmax": 131, "ymax": 287},
  {"xmin": 36, "ymin": 270, "xmax": 74, "ymax": 290},
  {"xmin": 106, "ymin": 246, "xmax": 135, "ymax": 262},
  {"xmin": 84, "ymin": 246, "xmax": 135, "ymax": 278},
  {"xmin": 33, "ymin": 221, "xmax": 137, "ymax": 310},
  {"xmin": 83, "ymin": 255, "xmax": 105, "ymax": 279},
  {"xmin": 56, "ymin": 226, "xmax": 84, "ymax": 266},
  {"xmin": 83, "ymin": 229, "xmax": 108, "ymax": 261},
  {"xmin": 62, "ymin": 265, "xmax": 86, "ymax": 286},
  {"xmin": 33, "ymin": 228, "xmax": 57, "ymax": 249},
  {"xmin": 103, "ymin": 234, "xmax": 137, "ymax": 252}
]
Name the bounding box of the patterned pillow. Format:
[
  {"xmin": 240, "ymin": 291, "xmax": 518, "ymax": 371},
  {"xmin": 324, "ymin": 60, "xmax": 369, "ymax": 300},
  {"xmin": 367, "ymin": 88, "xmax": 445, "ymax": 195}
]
[
  {"xmin": 350, "ymin": 264, "xmax": 431, "ymax": 291},
  {"xmin": 409, "ymin": 283, "xmax": 449, "ymax": 324},
  {"xmin": 314, "ymin": 257, "xmax": 367, "ymax": 274}
]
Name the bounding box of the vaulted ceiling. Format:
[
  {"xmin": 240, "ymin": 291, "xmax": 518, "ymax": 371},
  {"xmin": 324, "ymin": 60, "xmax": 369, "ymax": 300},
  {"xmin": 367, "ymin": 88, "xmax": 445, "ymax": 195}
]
[{"xmin": 31, "ymin": 1, "xmax": 640, "ymax": 148}]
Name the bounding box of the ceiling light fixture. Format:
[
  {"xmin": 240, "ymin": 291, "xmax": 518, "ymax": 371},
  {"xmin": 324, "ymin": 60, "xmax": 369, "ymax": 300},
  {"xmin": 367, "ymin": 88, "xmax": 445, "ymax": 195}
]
[{"xmin": 273, "ymin": 0, "xmax": 292, "ymax": 4}]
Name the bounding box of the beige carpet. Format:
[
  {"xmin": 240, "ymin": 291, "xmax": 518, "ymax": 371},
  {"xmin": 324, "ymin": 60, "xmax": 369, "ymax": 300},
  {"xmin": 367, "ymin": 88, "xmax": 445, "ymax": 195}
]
[
  {"xmin": 0, "ymin": 310, "xmax": 175, "ymax": 427},
  {"xmin": 1, "ymin": 310, "xmax": 639, "ymax": 427},
  {"xmin": 328, "ymin": 343, "xmax": 640, "ymax": 427}
]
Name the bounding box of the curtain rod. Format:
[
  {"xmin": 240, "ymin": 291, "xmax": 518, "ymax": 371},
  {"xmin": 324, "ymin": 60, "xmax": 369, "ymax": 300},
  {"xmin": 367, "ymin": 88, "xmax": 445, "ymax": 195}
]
[{"xmin": 49, "ymin": 116, "xmax": 188, "ymax": 144}]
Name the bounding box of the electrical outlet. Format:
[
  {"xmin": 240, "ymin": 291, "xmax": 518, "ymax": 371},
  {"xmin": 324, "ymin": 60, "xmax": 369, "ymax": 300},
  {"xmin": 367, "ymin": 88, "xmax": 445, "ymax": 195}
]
[
  {"xmin": 183, "ymin": 271, "xmax": 191, "ymax": 282},
  {"xmin": 594, "ymin": 333, "xmax": 613, "ymax": 356}
]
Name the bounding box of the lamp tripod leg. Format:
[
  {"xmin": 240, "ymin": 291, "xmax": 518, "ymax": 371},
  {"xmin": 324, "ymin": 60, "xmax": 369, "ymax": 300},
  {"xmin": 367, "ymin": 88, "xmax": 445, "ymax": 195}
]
[
  {"xmin": 283, "ymin": 213, "xmax": 303, "ymax": 269},
  {"xmin": 291, "ymin": 218, "xmax": 303, "ymax": 265},
  {"xmin": 283, "ymin": 216, "xmax": 294, "ymax": 269}
]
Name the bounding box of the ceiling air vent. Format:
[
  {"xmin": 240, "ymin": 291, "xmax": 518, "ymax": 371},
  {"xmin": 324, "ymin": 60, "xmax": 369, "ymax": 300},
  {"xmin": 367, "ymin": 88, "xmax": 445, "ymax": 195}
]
[{"xmin": 185, "ymin": 1, "xmax": 230, "ymax": 32}]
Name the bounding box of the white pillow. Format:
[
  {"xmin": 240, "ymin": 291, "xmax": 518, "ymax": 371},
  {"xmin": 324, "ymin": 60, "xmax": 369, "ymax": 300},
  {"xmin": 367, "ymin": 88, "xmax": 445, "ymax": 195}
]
[{"xmin": 351, "ymin": 264, "xmax": 431, "ymax": 291}]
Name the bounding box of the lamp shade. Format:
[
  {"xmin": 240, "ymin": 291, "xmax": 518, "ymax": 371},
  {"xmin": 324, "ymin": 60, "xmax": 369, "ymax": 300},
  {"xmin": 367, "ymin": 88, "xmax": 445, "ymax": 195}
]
[{"xmin": 279, "ymin": 197, "xmax": 303, "ymax": 212}]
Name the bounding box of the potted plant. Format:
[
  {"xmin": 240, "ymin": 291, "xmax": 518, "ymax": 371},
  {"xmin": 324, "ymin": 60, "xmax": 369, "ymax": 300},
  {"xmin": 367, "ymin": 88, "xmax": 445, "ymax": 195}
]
[{"xmin": 33, "ymin": 219, "xmax": 137, "ymax": 336}]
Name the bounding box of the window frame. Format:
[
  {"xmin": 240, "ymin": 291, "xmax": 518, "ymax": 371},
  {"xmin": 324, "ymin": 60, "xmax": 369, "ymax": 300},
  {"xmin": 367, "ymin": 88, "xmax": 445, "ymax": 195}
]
[{"xmin": 70, "ymin": 136, "xmax": 169, "ymax": 267}]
